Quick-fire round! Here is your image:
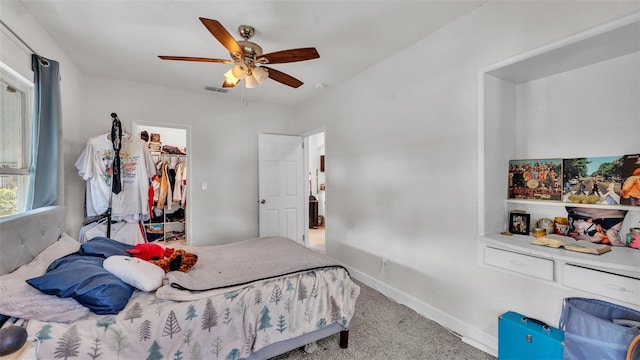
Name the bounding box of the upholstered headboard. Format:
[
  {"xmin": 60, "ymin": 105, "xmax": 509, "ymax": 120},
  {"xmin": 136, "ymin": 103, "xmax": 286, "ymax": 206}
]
[{"xmin": 0, "ymin": 206, "xmax": 65, "ymax": 275}]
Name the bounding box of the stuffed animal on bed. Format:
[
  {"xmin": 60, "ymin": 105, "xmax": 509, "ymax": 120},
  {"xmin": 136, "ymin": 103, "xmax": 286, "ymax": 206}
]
[{"xmin": 148, "ymin": 249, "xmax": 198, "ymax": 273}]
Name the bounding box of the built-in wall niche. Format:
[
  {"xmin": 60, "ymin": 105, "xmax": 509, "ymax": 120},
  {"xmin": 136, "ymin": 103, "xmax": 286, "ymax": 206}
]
[
  {"xmin": 477, "ymin": 13, "xmax": 640, "ymax": 307},
  {"xmin": 479, "ymin": 14, "xmax": 640, "ymax": 237}
]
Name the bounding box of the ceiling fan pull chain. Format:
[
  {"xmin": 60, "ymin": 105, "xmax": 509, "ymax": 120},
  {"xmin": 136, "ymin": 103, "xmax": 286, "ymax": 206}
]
[{"xmin": 242, "ymin": 80, "xmax": 248, "ymax": 107}]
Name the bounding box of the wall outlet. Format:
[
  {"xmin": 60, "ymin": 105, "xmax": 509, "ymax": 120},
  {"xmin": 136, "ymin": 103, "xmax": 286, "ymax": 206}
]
[{"xmin": 201, "ymin": 181, "xmax": 208, "ymax": 190}]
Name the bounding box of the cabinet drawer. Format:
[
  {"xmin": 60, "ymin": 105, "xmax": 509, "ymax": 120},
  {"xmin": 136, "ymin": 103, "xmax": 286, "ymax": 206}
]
[
  {"xmin": 563, "ymin": 264, "xmax": 640, "ymax": 305},
  {"xmin": 484, "ymin": 247, "xmax": 554, "ymax": 281}
]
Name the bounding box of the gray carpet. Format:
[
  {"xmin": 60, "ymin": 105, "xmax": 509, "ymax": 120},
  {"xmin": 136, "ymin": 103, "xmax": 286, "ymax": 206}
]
[{"xmin": 272, "ymin": 280, "xmax": 496, "ymax": 359}]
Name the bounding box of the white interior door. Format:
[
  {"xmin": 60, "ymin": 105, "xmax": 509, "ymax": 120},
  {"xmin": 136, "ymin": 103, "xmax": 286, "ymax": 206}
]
[{"xmin": 258, "ymin": 134, "xmax": 304, "ymax": 243}]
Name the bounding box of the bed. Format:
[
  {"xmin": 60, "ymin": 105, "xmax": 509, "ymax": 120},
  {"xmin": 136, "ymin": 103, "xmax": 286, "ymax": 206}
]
[{"xmin": 0, "ymin": 206, "xmax": 359, "ymax": 359}]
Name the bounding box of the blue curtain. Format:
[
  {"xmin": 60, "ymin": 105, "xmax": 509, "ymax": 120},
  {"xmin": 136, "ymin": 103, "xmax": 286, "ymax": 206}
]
[{"xmin": 26, "ymin": 55, "xmax": 60, "ymax": 210}]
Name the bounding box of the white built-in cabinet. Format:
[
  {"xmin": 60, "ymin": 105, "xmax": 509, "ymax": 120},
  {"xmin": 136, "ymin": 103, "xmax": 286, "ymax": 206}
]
[{"xmin": 477, "ymin": 13, "xmax": 640, "ymax": 308}]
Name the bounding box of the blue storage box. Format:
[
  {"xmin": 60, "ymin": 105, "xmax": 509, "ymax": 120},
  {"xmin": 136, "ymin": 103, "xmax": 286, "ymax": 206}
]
[{"xmin": 499, "ymin": 311, "xmax": 564, "ymax": 360}]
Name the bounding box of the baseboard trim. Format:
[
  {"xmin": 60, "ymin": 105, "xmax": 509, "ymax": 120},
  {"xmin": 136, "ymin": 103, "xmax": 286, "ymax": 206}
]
[{"xmin": 347, "ymin": 265, "xmax": 498, "ymax": 357}]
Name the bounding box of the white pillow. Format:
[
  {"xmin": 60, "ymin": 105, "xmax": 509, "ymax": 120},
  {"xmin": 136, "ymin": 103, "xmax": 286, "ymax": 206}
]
[
  {"xmin": 103, "ymin": 256, "xmax": 165, "ymax": 292},
  {"xmin": 36, "ymin": 233, "xmax": 81, "ymax": 268},
  {"xmin": 0, "ymin": 234, "xmax": 89, "ymax": 323}
]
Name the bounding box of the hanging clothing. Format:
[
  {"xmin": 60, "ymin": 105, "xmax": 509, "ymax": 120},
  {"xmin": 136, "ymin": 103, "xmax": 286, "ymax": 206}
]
[
  {"xmin": 75, "ymin": 133, "xmax": 156, "ymax": 222},
  {"xmin": 172, "ymin": 161, "xmax": 186, "ymax": 203},
  {"xmin": 156, "ymin": 160, "xmax": 173, "ymax": 210}
]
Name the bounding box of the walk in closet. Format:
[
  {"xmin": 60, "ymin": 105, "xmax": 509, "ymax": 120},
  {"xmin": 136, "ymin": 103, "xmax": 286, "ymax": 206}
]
[{"xmin": 136, "ymin": 124, "xmax": 188, "ymax": 244}]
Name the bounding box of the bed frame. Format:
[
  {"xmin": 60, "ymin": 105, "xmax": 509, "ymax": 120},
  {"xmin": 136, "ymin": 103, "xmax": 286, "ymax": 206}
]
[
  {"xmin": 0, "ymin": 206, "xmax": 65, "ymax": 276},
  {"xmin": 0, "ymin": 206, "xmax": 349, "ymax": 359}
]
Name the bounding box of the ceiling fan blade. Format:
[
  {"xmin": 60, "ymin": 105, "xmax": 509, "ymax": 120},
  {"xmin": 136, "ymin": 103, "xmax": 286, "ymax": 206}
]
[
  {"xmin": 199, "ymin": 17, "xmax": 243, "ymax": 59},
  {"xmin": 158, "ymin": 56, "xmax": 233, "ymax": 64},
  {"xmin": 257, "ymin": 47, "xmax": 320, "ymax": 64},
  {"xmin": 263, "ymin": 66, "xmax": 303, "ymax": 88}
]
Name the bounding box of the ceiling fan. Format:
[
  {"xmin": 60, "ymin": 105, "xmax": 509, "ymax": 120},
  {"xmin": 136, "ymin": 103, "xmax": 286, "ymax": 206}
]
[{"xmin": 159, "ymin": 17, "xmax": 320, "ymax": 89}]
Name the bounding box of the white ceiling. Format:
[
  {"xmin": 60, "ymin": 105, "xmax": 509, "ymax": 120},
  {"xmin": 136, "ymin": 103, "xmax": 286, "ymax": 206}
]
[{"xmin": 20, "ymin": 0, "xmax": 485, "ymax": 107}]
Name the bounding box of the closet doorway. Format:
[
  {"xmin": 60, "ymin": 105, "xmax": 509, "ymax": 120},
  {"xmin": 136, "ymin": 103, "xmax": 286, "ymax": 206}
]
[
  {"xmin": 306, "ymin": 131, "xmax": 325, "ymax": 254},
  {"xmin": 133, "ymin": 121, "xmax": 190, "ymax": 245}
]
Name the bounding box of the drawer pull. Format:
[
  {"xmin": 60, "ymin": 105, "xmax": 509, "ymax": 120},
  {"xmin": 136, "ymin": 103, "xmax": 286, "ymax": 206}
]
[
  {"xmin": 603, "ymin": 283, "xmax": 630, "ymax": 292},
  {"xmin": 510, "ymin": 260, "xmax": 525, "ymax": 266}
]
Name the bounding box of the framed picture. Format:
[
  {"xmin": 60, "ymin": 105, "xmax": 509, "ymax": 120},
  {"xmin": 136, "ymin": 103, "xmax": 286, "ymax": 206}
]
[
  {"xmin": 566, "ymin": 206, "xmax": 629, "ymax": 246},
  {"xmin": 508, "ymin": 158, "xmax": 563, "ymax": 201},
  {"xmin": 620, "ymin": 153, "xmax": 640, "ymax": 206},
  {"xmin": 509, "ymin": 212, "xmax": 530, "ymax": 235},
  {"xmin": 563, "ymin": 155, "xmax": 625, "ymax": 205}
]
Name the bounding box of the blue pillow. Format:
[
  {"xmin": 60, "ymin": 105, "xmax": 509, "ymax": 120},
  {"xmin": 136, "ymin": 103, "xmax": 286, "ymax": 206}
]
[
  {"xmin": 27, "ymin": 253, "xmax": 133, "ymax": 315},
  {"xmin": 79, "ymin": 237, "xmax": 133, "ymax": 258}
]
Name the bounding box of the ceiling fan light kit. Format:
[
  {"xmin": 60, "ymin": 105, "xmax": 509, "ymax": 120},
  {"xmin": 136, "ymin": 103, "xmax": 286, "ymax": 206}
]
[
  {"xmin": 158, "ymin": 18, "xmax": 320, "ymax": 90},
  {"xmin": 231, "ymin": 63, "xmax": 248, "ymax": 79},
  {"xmin": 252, "ymin": 67, "xmax": 268, "ymax": 84}
]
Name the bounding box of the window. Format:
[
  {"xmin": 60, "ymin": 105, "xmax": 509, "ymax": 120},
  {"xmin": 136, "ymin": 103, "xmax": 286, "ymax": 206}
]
[{"xmin": 0, "ymin": 62, "xmax": 33, "ymax": 217}]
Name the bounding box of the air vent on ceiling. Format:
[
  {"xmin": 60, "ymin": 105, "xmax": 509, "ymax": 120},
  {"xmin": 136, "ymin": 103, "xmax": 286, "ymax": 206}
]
[{"xmin": 204, "ymin": 86, "xmax": 229, "ymax": 94}]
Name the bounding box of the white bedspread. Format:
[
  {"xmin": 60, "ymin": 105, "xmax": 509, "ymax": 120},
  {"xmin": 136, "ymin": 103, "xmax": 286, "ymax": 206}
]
[
  {"xmin": 166, "ymin": 236, "xmax": 345, "ymax": 291},
  {"xmin": 25, "ymin": 267, "xmax": 360, "ymax": 360}
]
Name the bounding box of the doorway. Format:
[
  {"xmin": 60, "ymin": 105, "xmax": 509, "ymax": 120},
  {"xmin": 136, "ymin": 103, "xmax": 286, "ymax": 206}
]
[
  {"xmin": 256, "ymin": 131, "xmax": 325, "ymax": 252},
  {"xmin": 258, "ymin": 134, "xmax": 305, "ymax": 242},
  {"xmin": 307, "ymin": 132, "xmax": 325, "ymax": 253},
  {"xmin": 132, "ymin": 121, "xmax": 190, "ymax": 244}
]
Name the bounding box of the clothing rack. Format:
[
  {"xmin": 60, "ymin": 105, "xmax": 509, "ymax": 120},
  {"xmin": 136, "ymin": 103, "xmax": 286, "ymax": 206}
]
[{"xmin": 80, "ymin": 112, "xmax": 122, "ymax": 236}]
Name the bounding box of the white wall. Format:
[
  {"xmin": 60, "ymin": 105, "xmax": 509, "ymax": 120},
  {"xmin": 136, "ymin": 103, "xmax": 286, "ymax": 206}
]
[
  {"xmin": 79, "ymin": 75, "xmax": 295, "ymax": 246},
  {"xmin": 516, "ymin": 52, "xmax": 639, "ymax": 158},
  {"xmin": 1, "ymin": 0, "xmax": 85, "ymax": 233},
  {"xmin": 289, "ymin": 2, "xmax": 640, "ymax": 354}
]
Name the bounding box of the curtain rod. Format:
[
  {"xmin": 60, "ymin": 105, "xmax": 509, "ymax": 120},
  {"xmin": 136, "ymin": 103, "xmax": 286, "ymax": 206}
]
[{"xmin": 0, "ymin": 19, "xmax": 40, "ymax": 57}]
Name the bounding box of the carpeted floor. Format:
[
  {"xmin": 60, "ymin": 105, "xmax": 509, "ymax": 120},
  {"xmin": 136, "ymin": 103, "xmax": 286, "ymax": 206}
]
[
  {"xmin": 308, "ymin": 226, "xmax": 325, "ymax": 254},
  {"xmin": 272, "ymin": 280, "xmax": 496, "ymax": 359}
]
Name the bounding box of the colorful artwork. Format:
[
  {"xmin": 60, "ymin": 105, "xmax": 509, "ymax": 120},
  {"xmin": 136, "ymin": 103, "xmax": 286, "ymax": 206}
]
[
  {"xmin": 566, "ymin": 207, "xmax": 628, "ymax": 247},
  {"xmin": 562, "ymin": 156, "xmax": 624, "ymax": 205},
  {"xmin": 508, "ymin": 159, "xmax": 562, "ymax": 201},
  {"xmin": 620, "ymin": 154, "xmax": 640, "ymax": 206}
]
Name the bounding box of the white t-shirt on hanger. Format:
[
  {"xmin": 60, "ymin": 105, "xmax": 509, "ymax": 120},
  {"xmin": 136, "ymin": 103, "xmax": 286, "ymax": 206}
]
[{"xmin": 75, "ymin": 134, "xmax": 156, "ymax": 222}]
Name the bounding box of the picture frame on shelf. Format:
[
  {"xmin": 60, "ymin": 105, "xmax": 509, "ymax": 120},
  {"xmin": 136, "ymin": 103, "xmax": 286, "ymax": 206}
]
[
  {"xmin": 509, "ymin": 212, "xmax": 530, "ymax": 235},
  {"xmin": 563, "ymin": 155, "xmax": 625, "ymax": 206},
  {"xmin": 508, "ymin": 159, "xmax": 563, "ymax": 201},
  {"xmin": 620, "ymin": 153, "xmax": 640, "ymax": 207}
]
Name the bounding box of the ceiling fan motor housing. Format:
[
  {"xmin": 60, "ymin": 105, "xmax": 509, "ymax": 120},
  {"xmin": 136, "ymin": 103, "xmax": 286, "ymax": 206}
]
[{"xmin": 238, "ymin": 40, "xmax": 263, "ymax": 65}]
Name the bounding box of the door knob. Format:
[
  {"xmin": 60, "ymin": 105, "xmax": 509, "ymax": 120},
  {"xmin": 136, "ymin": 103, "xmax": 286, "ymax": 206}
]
[{"xmin": 260, "ymin": 199, "xmax": 266, "ymax": 204}]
